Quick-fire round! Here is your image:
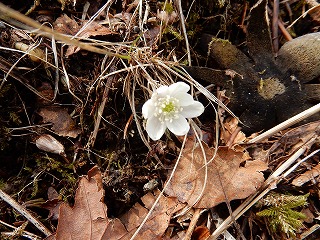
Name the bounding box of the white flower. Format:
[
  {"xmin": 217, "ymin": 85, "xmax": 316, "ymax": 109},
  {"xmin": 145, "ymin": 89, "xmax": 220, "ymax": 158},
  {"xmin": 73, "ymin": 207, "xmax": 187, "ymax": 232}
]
[{"xmin": 142, "ymin": 82, "xmax": 204, "ymax": 140}]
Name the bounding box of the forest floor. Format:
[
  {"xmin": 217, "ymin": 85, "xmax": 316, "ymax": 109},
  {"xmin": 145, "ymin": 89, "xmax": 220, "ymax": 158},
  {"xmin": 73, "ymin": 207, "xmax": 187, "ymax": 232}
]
[{"xmin": 0, "ymin": 0, "xmax": 320, "ymax": 239}]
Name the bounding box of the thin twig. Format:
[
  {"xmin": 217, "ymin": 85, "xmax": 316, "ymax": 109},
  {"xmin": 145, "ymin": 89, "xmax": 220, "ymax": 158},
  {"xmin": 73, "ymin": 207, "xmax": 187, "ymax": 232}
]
[
  {"xmin": 0, "ymin": 220, "xmax": 42, "ymax": 240},
  {"xmin": 175, "ymin": 0, "xmax": 192, "ymax": 66},
  {"xmin": 87, "ymin": 65, "xmax": 117, "ymax": 148},
  {"xmin": 272, "ymin": 0, "xmax": 280, "ymax": 53},
  {"xmin": 278, "ymin": 19, "xmax": 293, "ymax": 41},
  {"xmin": 0, "ymin": 3, "xmax": 130, "ymax": 59},
  {"xmin": 184, "ymin": 208, "xmax": 203, "ymax": 240},
  {"xmin": 248, "ymin": 103, "xmax": 320, "ymax": 143},
  {"xmin": 0, "ymin": 189, "xmax": 52, "ymax": 237}
]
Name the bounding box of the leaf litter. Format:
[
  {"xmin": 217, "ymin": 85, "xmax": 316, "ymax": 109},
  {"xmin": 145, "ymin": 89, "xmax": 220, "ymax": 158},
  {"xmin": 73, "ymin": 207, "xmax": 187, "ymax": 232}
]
[
  {"xmin": 55, "ymin": 166, "xmax": 184, "ymax": 240},
  {"xmin": 0, "ymin": 0, "xmax": 320, "ymax": 239},
  {"xmin": 165, "ymin": 139, "xmax": 268, "ymax": 208}
]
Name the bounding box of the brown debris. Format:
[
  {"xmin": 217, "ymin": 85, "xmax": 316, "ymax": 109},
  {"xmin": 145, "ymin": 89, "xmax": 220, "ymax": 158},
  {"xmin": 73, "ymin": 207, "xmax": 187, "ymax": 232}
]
[
  {"xmin": 38, "ymin": 106, "xmax": 81, "ymax": 138},
  {"xmin": 165, "ymin": 139, "xmax": 268, "ymax": 208},
  {"xmin": 53, "ymin": 14, "xmax": 117, "ymax": 56},
  {"xmin": 55, "ymin": 167, "xmax": 184, "ymax": 239},
  {"xmin": 35, "ymin": 134, "xmax": 66, "ymax": 156},
  {"xmin": 292, "ymin": 163, "xmax": 320, "ymax": 187}
]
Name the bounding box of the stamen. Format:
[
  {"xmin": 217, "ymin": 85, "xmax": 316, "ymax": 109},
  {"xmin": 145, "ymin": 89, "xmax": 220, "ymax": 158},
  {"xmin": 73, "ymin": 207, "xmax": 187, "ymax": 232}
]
[{"xmin": 154, "ymin": 96, "xmax": 182, "ymax": 122}]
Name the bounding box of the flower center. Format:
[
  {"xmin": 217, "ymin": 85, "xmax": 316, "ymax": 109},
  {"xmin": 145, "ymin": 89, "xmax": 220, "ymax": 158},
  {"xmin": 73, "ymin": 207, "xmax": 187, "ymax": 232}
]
[
  {"xmin": 154, "ymin": 96, "xmax": 182, "ymax": 123},
  {"xmin": 162, "ymin": 101, "xmax": 175, "ymax": 113}
]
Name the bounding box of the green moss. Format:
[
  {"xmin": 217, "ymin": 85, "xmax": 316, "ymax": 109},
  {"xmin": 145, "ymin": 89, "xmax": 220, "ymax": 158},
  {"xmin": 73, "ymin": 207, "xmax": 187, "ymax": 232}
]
[
  {"xmin": 0, "ymin": 179, "xmax": 6, "ymax": 190},
  {"xmin": 0, "ymin": 126, "xmax": 10, "ymax": 151},
  {"xmin": 210, "ymin": 38, "xmax": 232, "ymax": 46},
  {"xmin": 256, "ymin": 192, "xmax": 309, "ymax": 238},
  {"xmin": 0, "ymin": 84, "xmax": 11, "ymax": 98},
  {"xmin": 159, "ymin": 2, "xmax": 175, "ymax": 14},
  {"xmin": 30, "ymin": 154, "xmax": 77, "ymax": 200}
]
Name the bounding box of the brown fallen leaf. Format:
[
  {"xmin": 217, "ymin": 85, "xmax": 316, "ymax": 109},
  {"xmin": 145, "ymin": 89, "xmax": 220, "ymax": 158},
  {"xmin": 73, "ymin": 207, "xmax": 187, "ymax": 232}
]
[
  {"xmin": 292, "ymin": 163, "xmax": 320, "ymax": 187},
  {"xmin": 144, "ymin": 26, "xmax": 160, "ymax": 48},
  {"xmin": 42, "ymin": 187, "xmax": 62, "ymax": 220},
  {"xmin": 54, "ymin": 14, "xmax": 80, "ymax": 36},
  {"xmin": 36, "ymin": 82, "xmax": 55, "ymax": 106},
  {"xmin": 268, "ymin": 121, "xmax": 320, "ymax": 158},
  {"xmin": 53, "ymin": 14, "xmax": 117, "ymax": 56},
  {"xmin": 38, "ymin": 106, "xmax": 81, "ymax": 138},
  {"xmin": 55, "ymin": 166, "xmax": 184, "ymax": 240},
  {"xmin": 165, "ymin": 140, "xmax": 268, "ymax": 208},
  {"xmin": 55, "ymin": 166, "xmax": 112, "ymax": 240},
  {"xmin": 116, "ymin": 189, "xmax": 185, "ymax": 240}
]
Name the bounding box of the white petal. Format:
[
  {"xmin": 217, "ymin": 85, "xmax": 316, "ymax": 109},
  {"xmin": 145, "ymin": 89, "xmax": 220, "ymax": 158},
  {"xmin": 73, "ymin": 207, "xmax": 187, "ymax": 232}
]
[
  {"xmin": 180, "ymin": 101, "xmax": 204, "ymax": 118},
  {"xmin": 146, "ymin": 116, "xmax": 166, "ymax": 140},
  {"xmin": 166, "ymin": 115, "xmax": 190, "ymax": 136},
  {"xmin": 173, "ymin": 92, "xmax": 194, "ymax": 106},
  {"xmin": 142, "ymin": 99, "xmax": 155, "ymax": 118},
  {"xmin": 155, "ymin": 85, "xmax": 169, "ymax": 97},
  {"xmin": 168, "ymin": 82, "xmax": 190, "ymax": 95}
]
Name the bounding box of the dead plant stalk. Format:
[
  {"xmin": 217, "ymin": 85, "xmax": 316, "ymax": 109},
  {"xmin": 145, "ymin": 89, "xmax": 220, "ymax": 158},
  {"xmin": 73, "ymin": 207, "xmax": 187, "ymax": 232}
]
[
  {"xmin": 0, "ymin": 189, "xmax": 52, "ymax": 237},
  {"xmin": 248, "ymin": 103, "xmax": 320, "ymax": 143},
  {"xmin": 0, "ymin": 3, "xmax": 130, "ymax": 59}
]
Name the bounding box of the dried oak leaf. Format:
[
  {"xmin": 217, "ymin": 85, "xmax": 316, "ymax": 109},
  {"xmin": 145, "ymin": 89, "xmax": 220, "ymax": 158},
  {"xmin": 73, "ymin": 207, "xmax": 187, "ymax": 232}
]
[
  {"xmin": 55, "ymin": 166, "xmax": 114, "ymax": 240},
  {"xmin": 38, "ymin": 106, "xmax": 81, "ymax": 138},
  {"xmin": 53, "ymin": 14, "xmax": 116, "ymax": 56},
  {"xmin": 165, "ymin": 140, "xmax": 268, "ymax": 208},
  {"xmin": 55, "ymin": 166, "xmax": 184, "ymax": 240},
  {"xmin": 115, "ymin": 189, "xmax": 185, "ymax": 240}
]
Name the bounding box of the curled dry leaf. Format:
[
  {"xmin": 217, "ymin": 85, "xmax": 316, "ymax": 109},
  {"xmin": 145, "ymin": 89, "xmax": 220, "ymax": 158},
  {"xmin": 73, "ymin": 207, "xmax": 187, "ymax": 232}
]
[
  {"xmin": 192, "ymin": 226, "xmax": 211, "ymax": 240},
  {"xmin": 221, "ymin": 117, "xmax": 246, "ymax": 146},
  {"xmin": 36, "ymin": 134, "xmax": 65, "ymax": 156},
  {"xmin": 165, "ymin": 139, "xmax": 268, "ymax": 208},
  {"xmin": 38, "ymin": 106, "xmax": 81, "ymax": 138}
]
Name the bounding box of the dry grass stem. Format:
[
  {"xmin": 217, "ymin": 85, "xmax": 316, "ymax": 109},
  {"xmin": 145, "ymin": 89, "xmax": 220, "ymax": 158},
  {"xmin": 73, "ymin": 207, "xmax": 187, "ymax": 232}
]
[
  {"xmin": 287, "ymin": 4, "xmax": 320, "ymax": 29},
  {"xmin": 211, "ymin": 136, "xmax": 318, "ymax": 238},
  {"xmin": 248, "ymin": 103, "xmax": 320, "ymax": 143},
  {"xmin": 0, "ymin": 220, "xmax": 42, "ymax": 240},
  {"xmin": 0, "ymin": 3, "xmax": 130, "ymax": 59},
  {"xmin": 0, "ymin": 189, "xmax": 52, "ymax": 237}
]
